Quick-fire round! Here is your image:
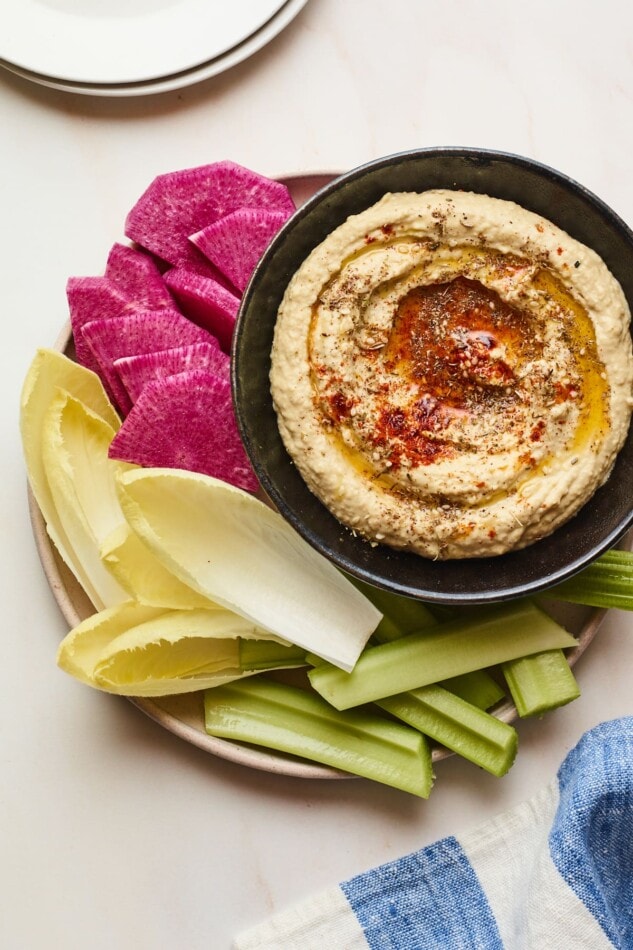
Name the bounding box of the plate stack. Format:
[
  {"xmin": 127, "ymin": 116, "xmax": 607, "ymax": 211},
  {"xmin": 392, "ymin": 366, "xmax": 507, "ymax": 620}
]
[{"xmin": 0, "ymin": 0, "xmax": 307, "ymax": 96}]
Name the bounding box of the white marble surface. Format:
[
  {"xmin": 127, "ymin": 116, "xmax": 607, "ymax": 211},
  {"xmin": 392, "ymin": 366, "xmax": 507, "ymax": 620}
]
[{"xmin": 2, "ymin": 1, "xmax": 633, "ymax": 947}]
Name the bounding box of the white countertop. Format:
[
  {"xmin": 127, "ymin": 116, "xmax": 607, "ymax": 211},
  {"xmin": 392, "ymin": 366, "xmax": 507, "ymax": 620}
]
[{"xmin": 3, "ymin": 2, "xmax": 633, "ymax": 947}]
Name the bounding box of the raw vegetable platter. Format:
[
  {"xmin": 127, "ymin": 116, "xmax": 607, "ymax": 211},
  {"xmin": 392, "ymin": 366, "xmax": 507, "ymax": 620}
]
[
  {"xmin": 23, "ymin": 164, "xmax": 632, "ymax": 793},
  {"xmin": 31, "ymin": 482, "xmax": 606, "ymax": 780}
]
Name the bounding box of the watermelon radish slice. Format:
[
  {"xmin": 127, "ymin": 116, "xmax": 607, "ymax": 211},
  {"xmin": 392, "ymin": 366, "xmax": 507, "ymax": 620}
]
[
  {"xmin": 124, "ymin": 161, "xmax": 295, "ymax": 277},
  {"xmin": 114, "ymin": 340, "xmax": 230, "ymax": 405},
  {"xmin": 163, "ymin": 267, "xmax": 240, "ymax": 353},
  {"xmin": 190, "ymin": 207, "xmax": 290, "ymax": 293},
  {"xmin": 81, "ymin": 310, "xmax": 211, "ymax": 415},
  {"xmin": 105, "ymin": 243, "xmax": 175, "ymax": 310},
  {"xmin": 108, "ymin": 369, "xmax": 259, "ymax": 493},
  {"xmin": 67, "ymin": 276, "xmax": 133, "ymax": 373}
]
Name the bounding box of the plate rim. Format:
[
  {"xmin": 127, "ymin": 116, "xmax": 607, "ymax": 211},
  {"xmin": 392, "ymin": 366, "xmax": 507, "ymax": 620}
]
[
  {"xmin": 1, "ymin": 0, "xmax": 300, "ymax": 87},
  {"xmin": 28, "ymin": 168, "xmax": 615, "ymax": 782}
]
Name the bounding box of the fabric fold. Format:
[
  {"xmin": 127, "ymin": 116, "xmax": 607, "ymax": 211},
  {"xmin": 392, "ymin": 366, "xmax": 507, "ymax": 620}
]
[{"xmin": 233, "ymin": 717, "xmax": 633, "ymax": 950}]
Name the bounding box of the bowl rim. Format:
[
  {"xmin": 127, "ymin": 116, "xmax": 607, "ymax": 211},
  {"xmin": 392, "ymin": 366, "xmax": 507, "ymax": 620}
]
[
  {"xmin": 249, "ymin": 146, "xmax": 633, "ymax": 275},
  {"xmin": 233, "ymin": 147, "xmax": 633, "ymax": 604}
]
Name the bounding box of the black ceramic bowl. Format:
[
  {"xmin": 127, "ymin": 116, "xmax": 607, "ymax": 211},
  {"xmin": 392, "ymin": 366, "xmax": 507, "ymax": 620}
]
[{"xmin": 232, "ymin": 148, "xmax": 633, "ymax": 604}]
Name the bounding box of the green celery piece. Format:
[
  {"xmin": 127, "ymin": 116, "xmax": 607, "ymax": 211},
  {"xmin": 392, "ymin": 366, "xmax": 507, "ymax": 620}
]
[
  {"xmin": 303, "ymin": 660, "xmax": 504, "ymax": 713},
  {"xmin": 441, "ymin": 670, "xmax": 505, "ymax": 710},
  {"xmin": 373, "ymin": 613, "xmax": 407, "ymax": 644},
  {"xmin": 501, "ymin": 650, "xmax": 580, "ymax": 717},
  {"xmin": 238, "ymin": 639, "xmax": 307, "ymax": 672},
  {"xmin": 349, "ymin": 576, "xmax": 438, "ymax": 642},
  {"xmin": 546, "ymin": 550, "xmax": 633, "ymax": 609},
  {"xmin": 308, "ymin": 600, "xmax": 577, "ymax": 710},
  {"xmin": 378, "ymin": 685, "xmax": 518, "ymax": 777},
  {"xmin": 204, "ymin": 677, "xmax": 433, "ymax": 797}
]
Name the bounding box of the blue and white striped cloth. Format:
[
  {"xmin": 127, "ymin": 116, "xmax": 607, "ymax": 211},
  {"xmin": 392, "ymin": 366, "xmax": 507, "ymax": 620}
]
[{"xmin": 233, "ymin": 717, "xmax": 633, "ymax": 949}]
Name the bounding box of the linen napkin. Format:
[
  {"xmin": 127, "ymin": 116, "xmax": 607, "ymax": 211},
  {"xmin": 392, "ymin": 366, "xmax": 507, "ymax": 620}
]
[{"xmin": 233, "ymin": 717, "xmax": 633, "ymax": 949}]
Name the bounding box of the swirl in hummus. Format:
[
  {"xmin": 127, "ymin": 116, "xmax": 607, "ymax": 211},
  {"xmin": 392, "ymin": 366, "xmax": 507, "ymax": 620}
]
[{"xmin": 270, "ymin": 190, "xmax": 633, "ymax": 559}]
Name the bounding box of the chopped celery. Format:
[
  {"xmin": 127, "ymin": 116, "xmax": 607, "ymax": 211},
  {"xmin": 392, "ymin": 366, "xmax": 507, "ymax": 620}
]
[
  {"xmin": 308, "ymin": 600, "xmax": 577, "ymax": 710},
  {"xmin": 547, "ymin": 549, "xmax": 633, "ymax": 609},
  {"xmin": 378, "ymin": 686, "xmax": 518, "ymax": 777},
  {"xmin": 502, "ymin": 650, "xmax": 580, "ymax": 717},
  {"xmin": 441, "ymin": 670, "xmax": 506, "ymax": 710},
  {"xmin": 371, "ymin": 614, "xmax": 404, "ymax": 644},
  {"xmin": 204, "ymin": 678, "xmax": 433, "ymax": 797},
  {"xmin": 238, "ymin": 639, "xmax": 307, "ymax": 671},
  {"xmin": 350, "ymin": 576, "xmax": 438, "ymax": 642}
]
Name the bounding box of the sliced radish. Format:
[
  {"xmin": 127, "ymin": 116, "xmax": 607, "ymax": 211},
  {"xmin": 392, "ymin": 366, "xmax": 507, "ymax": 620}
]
[
  {"xmin": 190, "ymin": 207, "xmax": 290, "ymax": 293},
  {"xmin": 124, "ymin": 161, "xmax": 295, "ymax": 277},
  {"xmin": 163, "ymin": 267, "xmax": 240, "ymax": 352},
  {"xmin": 108, "ymin": 369, "xmax": 258, "ymax": 493},
  {"xmin": 81, "ymin": 310, "xmax": 211, "ymax": 415},
  {"xmin": 66, "ymin": 276, "xmax": 132, "ymax": 374},
  {"xmin": 105, "ymin": 243, "xmax": 175, "ymax": 310},
  {"xmin": 114, "ymin": 340, "xmax": 229, "ymax": 404}
]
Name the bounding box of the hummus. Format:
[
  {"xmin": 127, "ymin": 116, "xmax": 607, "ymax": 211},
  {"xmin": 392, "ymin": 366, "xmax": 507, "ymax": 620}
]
[{"xmin": 270, "ymin": 190, "xmax": 633, "ymax": 559}]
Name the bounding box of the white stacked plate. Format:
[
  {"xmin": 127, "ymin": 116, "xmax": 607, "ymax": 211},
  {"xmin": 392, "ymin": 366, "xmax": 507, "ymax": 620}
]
[{"xmin": 0, "ymin": 0, "xmax": 308, "ymax": 96}]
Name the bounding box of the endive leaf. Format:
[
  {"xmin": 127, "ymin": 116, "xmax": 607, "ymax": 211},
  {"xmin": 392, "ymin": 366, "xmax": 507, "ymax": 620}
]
[
  {"xmin": 100, "ymin": 522, "xmax": 212, "ymax": 610},
  {"xmin": 41, "ymin": 389, "xmax": 127, "ymax": 610},
  {"xmin": 57, "ymin": 601, "xmax": 163, "ymax": 685},
  {"xmin": 20, "ymin": 349, "xmax": 120, "ymax": 607},
  {"xmin": 57, "ymin": 601, "xmax": 300, "ymax": 696},
  {"xmin": 116, "ymin": 468, "xmax": 382, "ymax": 671}
]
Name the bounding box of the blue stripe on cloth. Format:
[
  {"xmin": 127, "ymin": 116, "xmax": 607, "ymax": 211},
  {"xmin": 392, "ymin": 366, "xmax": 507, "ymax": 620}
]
[
  {"xmin": 341, "ymin": 835, "xmax": 503, "ymax": 950},
  {"xmin": 549, "ymin": 717, "xmax": 633, "ymax": 949}
]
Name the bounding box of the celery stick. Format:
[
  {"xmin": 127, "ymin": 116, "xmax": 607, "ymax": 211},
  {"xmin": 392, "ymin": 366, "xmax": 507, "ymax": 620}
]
[
  {"xmin": 238, "ymin": 639, "xmax": 307, "ymax": 672},
  {"xmin": 350, "ymin": 576, "xmax": 438, "ymax": 641},
  {"xmin": 547, "ymin": 550, "xmax": 633, "ymax": 609},
  {"xmin": 372, "ymin": 613, "xmax": 408, "ymax": 644},
  {"xmin": 204, "ymin": 678, "xmax": 433, "ymax": 797},
  {"xmin": 501, "ymin": 650, "xmax": 580, "ymax": 717},
  {"xmin": 441, "ymin": 670, "xmax": 505, "ymax": 710},
  {"xmin": 308, "ymin": 600, "xmax": 577, "ymax": 710},
  {"xmin": 378, "ymin": 686, "xmax": 518, "ymax": 777}
]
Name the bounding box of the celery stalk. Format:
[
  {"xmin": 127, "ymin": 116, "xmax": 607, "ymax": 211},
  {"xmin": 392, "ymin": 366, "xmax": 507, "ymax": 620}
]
[
  {"xmin": 501, "ymin": 650, "xmax": 580, "ymax": 717},
  {"xmin": 378, "ymin": 686, "xmax": 518, "ymax": 776},
  {"xmin": 204, "ymin": 678, "xmax": 433, "ymax": 797},
  {"xmin": 546, "ymin": 550, "xmax": 633, "ymax": 609},
  {"xmin": 308, "ymin": 601, "xmax": 577, "ymax": 710},
  {"xmin": 350, "ymin": 576, "xmax": 438, "ymax": 642},
  {"xmin": 238, "ymin": 639, "xmax": 307, "ymax": 671},
  {"xmin": 351, "ymin": 587, "xmax": 507, "ymax": 711},
  {"xmin": 372, "ymin": 614, "xmax": 405, "ymax": 643},
  {"xmin": 440, "ymin": 670, "xmax": 506, "ymax": 710}
]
